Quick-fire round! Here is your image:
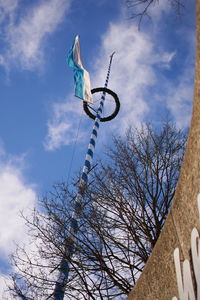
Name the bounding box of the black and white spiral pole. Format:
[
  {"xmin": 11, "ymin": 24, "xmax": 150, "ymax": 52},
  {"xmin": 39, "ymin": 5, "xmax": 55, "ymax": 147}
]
[{"xmin": 53, "ymin": 52, "xmax": 120, "ymax": 300}]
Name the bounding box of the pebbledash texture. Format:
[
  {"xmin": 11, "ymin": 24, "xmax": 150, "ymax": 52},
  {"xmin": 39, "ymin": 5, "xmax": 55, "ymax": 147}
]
[{"xmin": 127, "ymin": 1, "xmax": 200, "ymax": 300}]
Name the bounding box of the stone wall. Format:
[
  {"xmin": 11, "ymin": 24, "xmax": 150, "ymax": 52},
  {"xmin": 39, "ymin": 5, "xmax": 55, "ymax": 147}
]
[{"xmin": 127, "ymin": 2, "xmax": 200, "ymax": 299}]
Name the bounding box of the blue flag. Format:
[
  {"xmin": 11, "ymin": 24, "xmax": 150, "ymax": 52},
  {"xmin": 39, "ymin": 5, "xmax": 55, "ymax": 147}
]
[{"xmin": 67, "ymin": 36, "xmax": 92, "ymax": 103}]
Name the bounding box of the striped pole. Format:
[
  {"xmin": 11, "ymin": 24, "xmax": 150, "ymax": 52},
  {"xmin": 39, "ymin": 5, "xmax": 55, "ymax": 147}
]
[{"xmin": 53, "ymin": 52, "xmax": 115, "ymax": 300}]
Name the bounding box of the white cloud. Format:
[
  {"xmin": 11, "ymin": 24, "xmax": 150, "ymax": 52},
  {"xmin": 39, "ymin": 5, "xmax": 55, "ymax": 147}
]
[
  {"xmin": 44, "ymin": 98, "xmax": 87, "ymax": 151},
  {"xmin": 92, "ymin": 22, "xmax": 176, "ymax": 135},
  {"xmin": 161, "ymin": 51, "xmax": 176, "ymax": 64},
  {"xmin": 0, "ymin": 148, "xmax": 37, "ymax": 297},
  {"xmin": 0, "ymin": 0, "xmax": 18, "ymax": 23},
  {"xmin": 0, "ymin": 0, "xmax": 71, "ymax": 70},
  {"xmin": 0, "ymin": 165, "xmax": 36, "ymax": 255},
  {"xmin": 152, "ymin": 51, "xmax": 177, "ymax": 70},
  {"xmin": 165, "ymin": 73, "xmax": 194, "ymax": 128},
  {"xmin": 0, "ymin": 274, "xmax": 11, "ymax": 299}
]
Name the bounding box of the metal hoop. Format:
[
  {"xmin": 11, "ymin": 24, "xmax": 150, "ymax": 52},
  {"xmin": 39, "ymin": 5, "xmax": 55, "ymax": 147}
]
[{"xmin": 83, "ymin": 87, "xmax": 120, "ymax": 122}]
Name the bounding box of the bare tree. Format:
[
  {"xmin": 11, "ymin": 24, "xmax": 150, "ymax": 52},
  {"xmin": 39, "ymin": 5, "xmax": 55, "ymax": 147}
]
[
  {"xmin": 8, "ymin": 122, "xmax": 187, "ymax": 299},
  {"xmin": 125, "ymin": 0, "xmax": 184, "ymax": 23}
]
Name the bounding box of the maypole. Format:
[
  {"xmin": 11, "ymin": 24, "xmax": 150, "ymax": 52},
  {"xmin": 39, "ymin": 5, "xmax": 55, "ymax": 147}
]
[{"xmin": 53, "ymin": 52, "xmax": 120, "ymax": 300}]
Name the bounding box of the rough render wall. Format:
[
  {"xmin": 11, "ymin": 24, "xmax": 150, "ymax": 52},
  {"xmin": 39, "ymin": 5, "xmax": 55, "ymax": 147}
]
[{"xmin": 127, "ymin": 1, "xmax": 200, "ymax": 299}]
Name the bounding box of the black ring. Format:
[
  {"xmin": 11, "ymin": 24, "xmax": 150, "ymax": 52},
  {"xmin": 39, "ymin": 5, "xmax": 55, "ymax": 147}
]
[{"xmin": 83, "ymin": 87, "xmax": 120, "ymax": 122}]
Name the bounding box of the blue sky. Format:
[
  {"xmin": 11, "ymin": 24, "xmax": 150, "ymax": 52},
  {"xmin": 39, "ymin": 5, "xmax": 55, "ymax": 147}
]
[{"xmin": 0, "ymin": 0, "xmax": 196, "ymax": 296}]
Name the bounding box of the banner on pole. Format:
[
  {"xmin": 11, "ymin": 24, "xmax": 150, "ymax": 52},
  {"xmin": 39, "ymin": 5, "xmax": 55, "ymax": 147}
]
[{"xmin": 67, "ymin": 35, "xmax": 92, "ymax": 103}]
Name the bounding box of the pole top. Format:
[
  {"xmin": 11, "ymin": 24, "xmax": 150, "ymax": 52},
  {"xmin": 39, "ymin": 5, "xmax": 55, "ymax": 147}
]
[
  {"xmin": 110, "ymin": 52, "xmax": 115, "ymax": 59},
  {"xmin": 109, "ymin": 52, "xmax": 115, "ymax": 66}
]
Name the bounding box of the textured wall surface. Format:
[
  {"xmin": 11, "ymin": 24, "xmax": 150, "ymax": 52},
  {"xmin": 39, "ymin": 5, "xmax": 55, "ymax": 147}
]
[{"xmin": 127, "ymin": 2, "xmax": 200, "ymax": 299}]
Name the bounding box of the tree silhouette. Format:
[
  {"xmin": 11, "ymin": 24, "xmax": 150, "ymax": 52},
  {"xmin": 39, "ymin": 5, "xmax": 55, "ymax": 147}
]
[
  {"xmin": 125, "ymin": 0, "xmax": 184, "ymax": 23},
  {"xmin": 9, "ymin": 122, "xmax": 187, "ymax": 299}
]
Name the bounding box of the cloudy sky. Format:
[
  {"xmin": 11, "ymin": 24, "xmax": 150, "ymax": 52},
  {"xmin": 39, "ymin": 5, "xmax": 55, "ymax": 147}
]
[{"xmin": 0, "ymin": 0, "xmax": 196, "ymax": 296}]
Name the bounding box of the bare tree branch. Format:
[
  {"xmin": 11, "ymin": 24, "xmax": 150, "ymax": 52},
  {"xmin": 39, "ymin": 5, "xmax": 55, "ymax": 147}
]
[{"xmin": 8, "ymin": 122, "xmax": 187, "ymax": 299}]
